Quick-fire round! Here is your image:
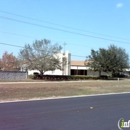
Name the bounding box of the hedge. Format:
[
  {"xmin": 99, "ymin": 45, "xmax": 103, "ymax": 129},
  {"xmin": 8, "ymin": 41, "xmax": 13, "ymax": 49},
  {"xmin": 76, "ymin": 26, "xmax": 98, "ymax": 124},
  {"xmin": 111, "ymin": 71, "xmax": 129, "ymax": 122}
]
[{"xmin": 29, "ymin": 74, "xmax": 102, "ymax": 80}]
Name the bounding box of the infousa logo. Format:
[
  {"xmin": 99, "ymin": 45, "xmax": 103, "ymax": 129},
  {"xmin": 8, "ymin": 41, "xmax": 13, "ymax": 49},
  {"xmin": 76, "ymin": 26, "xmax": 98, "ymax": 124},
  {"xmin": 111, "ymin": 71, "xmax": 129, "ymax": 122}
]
[{"xmin": 118, "ymin": 118, "xmax": 130, "ymax": 130}]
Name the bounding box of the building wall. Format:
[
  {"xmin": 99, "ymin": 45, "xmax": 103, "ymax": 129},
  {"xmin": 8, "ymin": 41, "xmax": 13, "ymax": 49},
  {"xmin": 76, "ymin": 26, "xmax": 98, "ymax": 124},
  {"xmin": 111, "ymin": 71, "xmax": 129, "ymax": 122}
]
[
  {"xmin": 71, "ymin": 66, "xmax": 87, "ymax": 70},
  {"xmin": 0, "ymin": 71, "xmax": 27, "ymax": 80},
  {"xmin": 28, "ymin": 69, "xmax": 62, "ymax": 75},
  {"xmin": 87, "ymin": 70, "xmax": 112, "ymax": 76},
  {"xmin": 62, "ymin": 52, "xmax": 71, "ymax": 75},
  {"xmin": 70, "ymin": 66, "xmax": 112, "ymax": 76}
]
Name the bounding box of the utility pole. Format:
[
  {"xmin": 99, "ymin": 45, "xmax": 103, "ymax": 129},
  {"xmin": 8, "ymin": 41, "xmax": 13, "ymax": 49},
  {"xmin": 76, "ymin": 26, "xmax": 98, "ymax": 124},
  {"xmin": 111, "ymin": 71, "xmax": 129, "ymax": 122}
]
[
  {"xmin": 63, "ymin": 43, "xmax": 67, "ymax": 75},
  {"xmin": 63, "ymin": 43, "xmax": 67, "ymax": 54}
]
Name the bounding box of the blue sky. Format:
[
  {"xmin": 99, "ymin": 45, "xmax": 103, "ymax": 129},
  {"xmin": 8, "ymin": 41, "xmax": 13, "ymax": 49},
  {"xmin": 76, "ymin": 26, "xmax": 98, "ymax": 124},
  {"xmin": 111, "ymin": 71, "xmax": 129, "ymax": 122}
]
[{"xmin": 0, "ymin": 0, "xmax": 130, "ymax": 60}]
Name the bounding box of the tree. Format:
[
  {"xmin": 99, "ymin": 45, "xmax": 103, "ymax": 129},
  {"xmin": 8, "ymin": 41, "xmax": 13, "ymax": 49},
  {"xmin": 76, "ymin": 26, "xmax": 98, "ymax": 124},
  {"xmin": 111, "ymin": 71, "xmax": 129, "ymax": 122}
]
[
  {"xmin": 19, "ymin": 39, "xmax": 62, "ymax": 76},
  {"xmin": 106, "ymin": 45, "xmax": 129, "ymax": 76},
  {"xmin": 85, "ymin": 45, "xmax": 129, "ymax": 77},
  {"xmin": 0, "ymin": 51, "xmax": 18, "ymax": 71},
  {"xmin": 0, "ymin": 60, "xmax": 2, "ymax": 70},
  {"xmin": 85, "ymin": 48, "xmax": 107, "ymax": 76}
]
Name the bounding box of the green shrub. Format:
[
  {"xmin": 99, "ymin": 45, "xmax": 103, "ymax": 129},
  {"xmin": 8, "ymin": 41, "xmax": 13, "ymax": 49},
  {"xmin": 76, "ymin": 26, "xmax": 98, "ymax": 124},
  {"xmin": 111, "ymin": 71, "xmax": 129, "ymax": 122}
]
[
  {"xmin": 69, "ymin": 75, "xmax": 99, "ymax": 80},
  {"xmin": 29, "ymin": 74, "xmax": 36, "ymax": 79}
]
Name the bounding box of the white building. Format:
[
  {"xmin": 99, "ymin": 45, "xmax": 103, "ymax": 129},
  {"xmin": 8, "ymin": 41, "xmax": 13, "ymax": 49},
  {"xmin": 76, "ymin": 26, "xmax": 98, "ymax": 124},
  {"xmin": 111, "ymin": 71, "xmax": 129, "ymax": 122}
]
[
  {"xmin": 23, "ymin": 51, "xmax": 129, "ymax": 76},
  {"xmin": 70, "ymin": 60, "xmax": 88, "ymax": 75},
  {"xmin": 26, "ymin": 52, "xmax": 102, "ymax": 76},
  {"xmin": 26, "ymin": 51, "xmax": 89, "ymax": 76},
  {"xmin": 27, "ymin": 51, "xmax": 71, "ymax": 75}
]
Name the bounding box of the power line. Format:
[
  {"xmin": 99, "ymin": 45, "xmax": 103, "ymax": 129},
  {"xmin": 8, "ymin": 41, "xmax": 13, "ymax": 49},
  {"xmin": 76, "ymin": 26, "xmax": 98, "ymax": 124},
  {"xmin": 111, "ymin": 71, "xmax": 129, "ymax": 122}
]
[
  {"xmin": 66, "ymin": 43, "xmax": 93, "ymax": 48},
  {"xmin": 0, "ymin": 31, "xmax": 93, "ymax": 48},
  {"xmin": 71, "ymin": 55, "xmax": 86, "ymax": 58},
  {"xmin": 0, "ymin": 10, "xmax": 129, "ymax": 41},
  {"xmin": 0, "ymin": 16, "xmax": 130, "ymax": 44},
  {"xmin": 0, "ymin": 31, "xmax": 36, "ymax": 39},
  {"xmin": 0, "ymin": 42, "xmax": 24, "ymax": 48},
  {"xmin": 0, "ymin": 42, "xmax": 86, "ymax": 58}
]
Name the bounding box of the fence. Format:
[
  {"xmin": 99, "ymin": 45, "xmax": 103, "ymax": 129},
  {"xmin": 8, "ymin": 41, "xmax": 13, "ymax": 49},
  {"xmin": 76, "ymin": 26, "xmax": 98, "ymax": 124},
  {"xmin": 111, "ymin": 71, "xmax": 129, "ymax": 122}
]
[{"xmin": 0, "ymin": 71, "xmax": 27, "ymax": 80}]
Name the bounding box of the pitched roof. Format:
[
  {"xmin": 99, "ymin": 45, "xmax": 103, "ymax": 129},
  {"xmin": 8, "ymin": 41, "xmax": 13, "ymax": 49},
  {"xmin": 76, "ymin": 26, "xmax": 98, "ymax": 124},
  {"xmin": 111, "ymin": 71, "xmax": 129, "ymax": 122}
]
[
  {"xmin": 71, "ymin": 60, "xmax": 85, "ymax": 66},
  {"xmin": 71, "ymin": 60, "xmax": 91, "ymax": 66}
]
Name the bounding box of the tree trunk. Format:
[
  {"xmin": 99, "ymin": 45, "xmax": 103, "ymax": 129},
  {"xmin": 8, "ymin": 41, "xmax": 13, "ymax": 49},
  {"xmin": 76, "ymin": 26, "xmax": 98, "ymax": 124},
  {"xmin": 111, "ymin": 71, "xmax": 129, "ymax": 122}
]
[
  {"xmin": 99, "ymin": 70, "xmax": 101, "ymax": 77},
  {"xmin": 40, "ymin": 70, "xmax": 44, "ymax": 79},
  {"xmin": 111, "ymin": 70, "xmax": 115, "ymax": 78}
]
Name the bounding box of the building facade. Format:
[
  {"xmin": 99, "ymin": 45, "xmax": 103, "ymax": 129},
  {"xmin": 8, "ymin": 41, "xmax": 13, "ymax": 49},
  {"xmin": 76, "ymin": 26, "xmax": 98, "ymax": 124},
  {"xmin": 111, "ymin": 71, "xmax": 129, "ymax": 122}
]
[{"xmin": 22, "ymin": 52, "xmax": 129, "ymax": 76}]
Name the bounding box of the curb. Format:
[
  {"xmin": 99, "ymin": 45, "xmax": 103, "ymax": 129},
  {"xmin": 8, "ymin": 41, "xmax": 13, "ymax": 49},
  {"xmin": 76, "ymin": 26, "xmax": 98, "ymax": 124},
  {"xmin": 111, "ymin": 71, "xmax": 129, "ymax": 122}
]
[
  {"xmin": 0, "ymin": 80, "xmax": 123, "ymax": 84},
  {"xmin": 0, "ymin": 92, "xmax": 130, "ymax": 104}
]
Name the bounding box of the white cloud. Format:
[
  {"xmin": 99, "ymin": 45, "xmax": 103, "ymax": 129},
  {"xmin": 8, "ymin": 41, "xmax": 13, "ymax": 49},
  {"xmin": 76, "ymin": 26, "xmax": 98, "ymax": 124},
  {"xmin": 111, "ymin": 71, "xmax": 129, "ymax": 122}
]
[{"xmin": 116, "ymin": 3, "xmax": 123, "ymax": 8}]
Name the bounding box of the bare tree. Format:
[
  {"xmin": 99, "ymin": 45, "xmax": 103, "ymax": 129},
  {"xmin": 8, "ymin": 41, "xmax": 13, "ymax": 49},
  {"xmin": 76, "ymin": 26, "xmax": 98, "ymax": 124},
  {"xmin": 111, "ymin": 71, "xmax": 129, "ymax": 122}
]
[
  {"xmin": 19, "ymin": 39, "xmax": 62, "ymax": 76},
  {"xmin": 0, "ymin": 51, "xmax": 18, "ymax": 71},
  {"xmin": 0, "ymin": 59, "xmax": 2, "ymax": 70}
]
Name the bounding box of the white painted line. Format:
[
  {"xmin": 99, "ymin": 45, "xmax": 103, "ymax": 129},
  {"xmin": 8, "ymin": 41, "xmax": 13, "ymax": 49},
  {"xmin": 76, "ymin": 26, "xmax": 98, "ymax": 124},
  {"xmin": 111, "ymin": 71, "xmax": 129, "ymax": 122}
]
[{"xmin": 0, "ymin": 92, "xmax": 130, "ymax": 104}]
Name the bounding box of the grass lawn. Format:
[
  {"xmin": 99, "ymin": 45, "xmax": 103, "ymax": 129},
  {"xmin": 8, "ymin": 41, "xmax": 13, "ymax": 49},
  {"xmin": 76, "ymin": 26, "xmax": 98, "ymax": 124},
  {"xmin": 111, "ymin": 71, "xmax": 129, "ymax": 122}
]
[{"xmin": 0, "ymin": 79, "xmax": 130, "ymax": 101}]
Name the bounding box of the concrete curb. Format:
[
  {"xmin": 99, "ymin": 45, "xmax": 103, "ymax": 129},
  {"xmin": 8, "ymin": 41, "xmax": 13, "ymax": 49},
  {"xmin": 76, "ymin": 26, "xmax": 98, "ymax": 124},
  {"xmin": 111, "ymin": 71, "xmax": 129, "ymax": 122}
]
[
  {"xmin": 0, "ymin": 80, "xmax": 125, "ymax": 84},
  {"xmin": 0, "ymin": 92, "xmax": 130, "ymax": 104}
]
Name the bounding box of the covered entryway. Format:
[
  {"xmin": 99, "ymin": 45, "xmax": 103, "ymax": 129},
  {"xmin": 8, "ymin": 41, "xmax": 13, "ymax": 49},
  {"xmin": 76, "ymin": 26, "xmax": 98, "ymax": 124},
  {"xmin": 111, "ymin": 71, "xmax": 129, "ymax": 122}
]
[
  {"xmin": 71, "ymin": 69, "xmax": 87, "ymax": 75},
  {"xmin": 71, "ymin": 61, "xmax": 88, "ymax": 75}
]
